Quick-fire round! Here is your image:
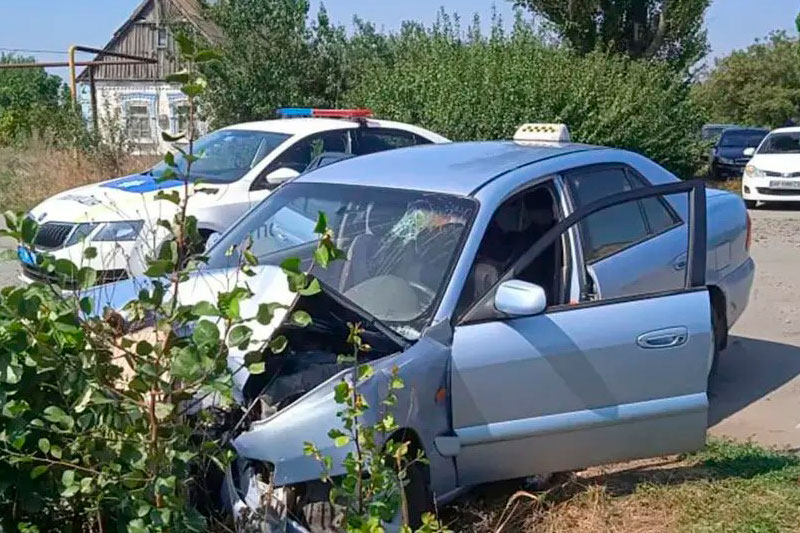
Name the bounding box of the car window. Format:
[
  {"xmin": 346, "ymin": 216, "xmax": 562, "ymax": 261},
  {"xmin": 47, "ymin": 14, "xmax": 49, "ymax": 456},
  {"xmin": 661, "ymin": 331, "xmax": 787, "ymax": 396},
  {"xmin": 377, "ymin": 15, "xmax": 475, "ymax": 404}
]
[
  {"xmin": 565, "ymin": 167, "xmax": 649, "ymax": 262},
  {"xmin": 565, "ymin": 166, "xmax": 680, "ymax": 263},
  {"xmin": 456, "ymin": 182, "xmax": 564, "ymax": 318},
  {"xmin": 272, "ymin": 130, "xmax": 349, "ymax": 173},
  {"xmin": 252, "ymin": 130, "xmax": 350, "ymax": 190},
  {"xmin": 352, "ymin": 128, "xmax": 431, "ymax": 155},
  {"xmin": 720, "ymin": 130, "xmax": 767, "ymax": 148},
  {"xmin": 758, "ymin": 131, "xmax": 800, "ymax": 154}
]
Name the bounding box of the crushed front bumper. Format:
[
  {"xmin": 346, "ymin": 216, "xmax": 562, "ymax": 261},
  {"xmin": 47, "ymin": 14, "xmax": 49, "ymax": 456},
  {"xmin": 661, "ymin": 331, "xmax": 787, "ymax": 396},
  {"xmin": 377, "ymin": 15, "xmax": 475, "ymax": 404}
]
[{"xmin": 222, "ymin": 460, "xmax": 310, "ymax": 533}]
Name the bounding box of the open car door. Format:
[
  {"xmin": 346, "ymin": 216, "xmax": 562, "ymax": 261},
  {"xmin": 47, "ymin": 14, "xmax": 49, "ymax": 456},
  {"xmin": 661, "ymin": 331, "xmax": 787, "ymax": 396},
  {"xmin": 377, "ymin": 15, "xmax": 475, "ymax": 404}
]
[{"xmin": 449, "ymin": 181, "xmax": 710, "ymax": 485}]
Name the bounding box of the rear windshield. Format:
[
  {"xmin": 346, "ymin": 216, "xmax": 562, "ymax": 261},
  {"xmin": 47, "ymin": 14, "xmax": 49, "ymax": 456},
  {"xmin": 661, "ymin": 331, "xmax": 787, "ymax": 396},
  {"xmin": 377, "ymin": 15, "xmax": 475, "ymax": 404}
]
[
  {"xmin": 758, "ymin": 132, "xmax": 800, "ymax": 154},
  {"xmin": 720, "ymin": 130, "xmax": 766, "ymax": 148}
]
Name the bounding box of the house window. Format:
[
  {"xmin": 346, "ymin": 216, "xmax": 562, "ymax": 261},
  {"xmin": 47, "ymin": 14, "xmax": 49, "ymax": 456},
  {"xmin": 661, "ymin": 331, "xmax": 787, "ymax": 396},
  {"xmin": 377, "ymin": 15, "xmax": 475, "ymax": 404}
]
[
  {"xmin": 175, "ymin": 102, "xmax": 190, "ymax": 134},
  {"xmin": 157, "ymin": 27, "xmax": 168, "ymax": 48},
  {"xmin": 126, "ymin": 104, "xmax": 152, "ymax": 142}
]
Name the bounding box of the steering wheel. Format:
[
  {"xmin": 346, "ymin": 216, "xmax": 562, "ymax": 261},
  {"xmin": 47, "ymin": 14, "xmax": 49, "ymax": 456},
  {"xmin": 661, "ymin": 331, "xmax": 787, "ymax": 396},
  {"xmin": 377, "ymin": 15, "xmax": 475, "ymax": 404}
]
[{"xmin": 408, "ymin": 280, "xmax": 436, "ymax": 303}]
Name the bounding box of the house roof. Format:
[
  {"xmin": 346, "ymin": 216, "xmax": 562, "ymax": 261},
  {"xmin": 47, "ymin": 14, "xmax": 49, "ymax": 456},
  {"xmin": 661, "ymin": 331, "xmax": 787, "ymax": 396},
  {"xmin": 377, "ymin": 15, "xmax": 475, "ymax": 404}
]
[{"xmin": 76, "ymin": 0, "xmax": 222, "ymax": 82}]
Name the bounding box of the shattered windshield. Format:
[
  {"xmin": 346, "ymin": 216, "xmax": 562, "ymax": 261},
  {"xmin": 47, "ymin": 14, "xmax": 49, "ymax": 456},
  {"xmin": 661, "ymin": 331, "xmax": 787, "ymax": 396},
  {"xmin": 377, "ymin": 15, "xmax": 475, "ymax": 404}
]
[{"xmin": 206, "ymin": 182, "xmax": 476, "ymax": 338}]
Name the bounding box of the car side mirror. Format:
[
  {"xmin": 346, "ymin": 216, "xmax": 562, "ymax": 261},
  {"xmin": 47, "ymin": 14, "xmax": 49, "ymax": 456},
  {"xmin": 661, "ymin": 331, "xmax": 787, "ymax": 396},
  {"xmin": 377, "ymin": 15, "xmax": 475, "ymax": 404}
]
[
  {"xmin": 494, "ymin": 280, "xmax": 547, "ymax": 317},
  {"xmin": 743, "ymin": 147, "xmax": 755, "ymax": 157},
  {"xmin": 265, "ymin": 167, "xmax": 300, "ymax": 185}
]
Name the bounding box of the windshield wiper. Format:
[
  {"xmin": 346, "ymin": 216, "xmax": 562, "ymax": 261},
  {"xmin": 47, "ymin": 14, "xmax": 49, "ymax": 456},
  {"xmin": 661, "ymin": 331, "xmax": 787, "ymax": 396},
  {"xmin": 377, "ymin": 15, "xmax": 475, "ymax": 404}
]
[{"xmin": 313, "ymin": 276, "xmax": 411, "ymax": 349}]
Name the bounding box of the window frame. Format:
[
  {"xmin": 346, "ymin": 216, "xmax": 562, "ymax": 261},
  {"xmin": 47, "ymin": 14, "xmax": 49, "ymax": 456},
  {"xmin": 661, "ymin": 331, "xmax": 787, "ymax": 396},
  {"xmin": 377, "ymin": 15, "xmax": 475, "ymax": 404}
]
[
  {"xmin": 457, "ymin": 180, "xmax": 707, "ymax": 325},
  {"xmin": 251, "ymin": 129, "xmax": 352, "ymax": 191},
  {"xmin": 454, "ymin": 177, "xmax": 572, "ymax": 321},
  {"xmin": 351, "ymin": 127, "xmax": 432, "ymax": 156},
  {"xmin": 125, "ymin": 103, "xmax": 152, "ymax": 143},
  {"xmin": 563, "ymin": 163, "xmax": 683, "ymax": 265}
]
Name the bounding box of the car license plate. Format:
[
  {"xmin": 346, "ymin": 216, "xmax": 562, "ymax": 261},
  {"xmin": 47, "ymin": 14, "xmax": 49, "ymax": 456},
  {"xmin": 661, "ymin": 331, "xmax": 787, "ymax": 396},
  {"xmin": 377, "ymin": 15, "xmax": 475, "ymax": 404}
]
[
  {"xmin": 769, "ymin": 180, "xmax": 800, "ymax": 190},
  {"xmin": 17, "ymin": 246, "xmax": 37, "ymax": 266}
]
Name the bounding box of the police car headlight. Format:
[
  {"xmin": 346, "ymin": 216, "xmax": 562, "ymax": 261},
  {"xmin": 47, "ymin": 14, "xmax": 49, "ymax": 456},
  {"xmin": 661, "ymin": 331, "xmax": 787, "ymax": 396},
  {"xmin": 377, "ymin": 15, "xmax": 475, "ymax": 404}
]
[{"xmin": 92, "ymin": 220, "xmax": 144, "ymax": 242}]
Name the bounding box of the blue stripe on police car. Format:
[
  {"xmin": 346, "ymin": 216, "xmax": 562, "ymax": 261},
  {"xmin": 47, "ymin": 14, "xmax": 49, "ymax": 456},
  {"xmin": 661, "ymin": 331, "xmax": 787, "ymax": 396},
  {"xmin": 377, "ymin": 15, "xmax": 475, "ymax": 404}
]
[{"xmin": 100, "ymin": 174, "xmax": 185, "ymax": 193}]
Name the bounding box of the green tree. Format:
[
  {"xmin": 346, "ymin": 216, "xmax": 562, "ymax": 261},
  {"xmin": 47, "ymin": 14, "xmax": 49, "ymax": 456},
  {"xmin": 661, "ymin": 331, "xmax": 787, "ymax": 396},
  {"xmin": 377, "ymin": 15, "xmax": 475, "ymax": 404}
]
[
  {"xmin": 0, "ymin": 54, "xmax": 64, "ymax": 143},
  {"xmin": 692, "ymin": 32, "xmax": 800, "ymax": 128},
  {"xmin": 513, "ymin": 0, "xmax": 711, "ymax": 69},
  {"xmin": 345, "ymin": 14, "xmax": 705, "ymax": 177}
]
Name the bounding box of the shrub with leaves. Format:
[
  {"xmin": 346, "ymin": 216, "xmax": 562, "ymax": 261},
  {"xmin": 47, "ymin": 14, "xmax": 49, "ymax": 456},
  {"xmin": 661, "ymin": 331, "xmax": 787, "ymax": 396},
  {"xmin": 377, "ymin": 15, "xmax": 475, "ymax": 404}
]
[
  {"xmin": 344, "ymin": 12, "xmax": 706, "ymax": 178},
  {"xmin": 0, "ymin": 34, "xmax": 260, "ymax": 532}
]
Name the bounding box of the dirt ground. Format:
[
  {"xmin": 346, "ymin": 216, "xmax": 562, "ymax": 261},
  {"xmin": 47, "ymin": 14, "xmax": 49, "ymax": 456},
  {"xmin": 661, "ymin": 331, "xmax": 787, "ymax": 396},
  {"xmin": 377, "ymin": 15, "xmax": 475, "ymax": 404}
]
[
  {"xmin": 1, "ymin": 205, "xmax": 799, "ymax": 448},
  {"xmin": 708, "ymin": 203, "xmax": 800, "ymax": 449}
]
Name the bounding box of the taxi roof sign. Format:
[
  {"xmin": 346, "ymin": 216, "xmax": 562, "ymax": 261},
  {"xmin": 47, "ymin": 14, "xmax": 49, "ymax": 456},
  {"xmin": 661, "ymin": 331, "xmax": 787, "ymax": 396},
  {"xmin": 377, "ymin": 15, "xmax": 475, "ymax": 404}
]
[{"xmin": 514, "ymin": 123, "xmax": 571, "ymax": 143}]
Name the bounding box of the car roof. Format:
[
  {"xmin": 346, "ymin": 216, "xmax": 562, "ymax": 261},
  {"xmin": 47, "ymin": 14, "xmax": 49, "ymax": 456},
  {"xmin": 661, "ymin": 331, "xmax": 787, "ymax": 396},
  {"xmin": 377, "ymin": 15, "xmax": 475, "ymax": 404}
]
[
  {"xmin": 296, "ymin": 140, "xmax": 599, "ymax": 196},
  {"xmin": 221, "ymin": 117, "xmax": 448, "ymax": 141},
  {"xmin": 768, "ymin": 126, "xmax": 800, "ymax": 134},
  {"xmin": 722, "ymin": 127, "xmax": 769, "ymax": 134}
]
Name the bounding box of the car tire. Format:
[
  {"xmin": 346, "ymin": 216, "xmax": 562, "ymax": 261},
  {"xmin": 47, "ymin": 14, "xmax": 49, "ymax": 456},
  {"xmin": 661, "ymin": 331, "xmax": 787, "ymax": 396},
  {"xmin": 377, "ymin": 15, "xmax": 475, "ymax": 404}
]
[
  {"xmin": 302, "ymin": 462, "xmax": 432, "ymax": 532},
  {"xmin": 744, "ymin": 199, "xmax": 757, "ymax": 209},
  {"xmin": 709, "ymin": 164, "xmax": 718, "ymax": 181}
]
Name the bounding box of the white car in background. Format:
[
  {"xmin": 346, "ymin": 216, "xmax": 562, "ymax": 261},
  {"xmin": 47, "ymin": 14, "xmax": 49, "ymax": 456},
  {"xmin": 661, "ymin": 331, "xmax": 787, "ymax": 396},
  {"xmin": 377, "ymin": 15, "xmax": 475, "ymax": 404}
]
[
  {"xmin": 742, "ymin": 126, "xmax": 800, "ymax": 208},
  {"xmin": 18, "ymin": 109, "xmax": 448, "ymax": 287}
]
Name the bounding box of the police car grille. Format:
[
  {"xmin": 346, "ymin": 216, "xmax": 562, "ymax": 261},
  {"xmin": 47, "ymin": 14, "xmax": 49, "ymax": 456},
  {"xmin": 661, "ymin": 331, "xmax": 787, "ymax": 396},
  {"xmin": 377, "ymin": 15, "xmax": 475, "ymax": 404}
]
[{"xmin": 34, "ymin": 222, "xmax": 76, "ymax": 250}]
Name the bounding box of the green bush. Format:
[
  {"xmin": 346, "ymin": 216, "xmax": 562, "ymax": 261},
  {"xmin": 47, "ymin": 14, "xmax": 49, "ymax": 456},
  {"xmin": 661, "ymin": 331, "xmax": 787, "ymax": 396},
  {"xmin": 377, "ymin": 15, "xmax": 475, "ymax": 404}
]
[
  {"xmin": 345, "ymin": 17, "xmax": 706, "ymax": 178},
  {"xmin": 692, "ymin": 32, "xmax": 800, "ymax": 129}
]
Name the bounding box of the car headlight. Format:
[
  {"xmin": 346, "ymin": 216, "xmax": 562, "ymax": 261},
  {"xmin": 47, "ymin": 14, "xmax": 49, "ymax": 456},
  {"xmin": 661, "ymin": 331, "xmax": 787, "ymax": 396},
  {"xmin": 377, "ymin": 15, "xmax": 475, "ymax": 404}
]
[
  {"xmin": 745, "ymin": 165, "xmax": 766, "ymax": 178},
  {"xmin": 92, "ymin": 220, "xmax": 144, "ymax": 242},
  {"xmin": 718, "ymin": 157, "xmax": 734, "ymax": 165}
]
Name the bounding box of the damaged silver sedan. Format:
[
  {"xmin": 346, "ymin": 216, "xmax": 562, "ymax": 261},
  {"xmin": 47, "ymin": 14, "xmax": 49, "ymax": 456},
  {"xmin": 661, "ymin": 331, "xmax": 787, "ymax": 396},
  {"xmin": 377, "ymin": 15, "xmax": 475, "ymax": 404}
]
[{"xmin": 92, "ymin": 125, "xmax": 739, "ymax": 531}]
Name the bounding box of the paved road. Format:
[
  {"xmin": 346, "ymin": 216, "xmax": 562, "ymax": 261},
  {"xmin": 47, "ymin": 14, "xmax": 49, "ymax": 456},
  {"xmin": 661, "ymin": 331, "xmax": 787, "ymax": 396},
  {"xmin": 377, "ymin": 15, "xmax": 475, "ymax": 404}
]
[
  {"xmin": 709, "ymin": 204, "xmax": 800, "ymax": 449},
  {"xmin": 1, "ymin": 207, "xmax": 799, "ymax": 448}
]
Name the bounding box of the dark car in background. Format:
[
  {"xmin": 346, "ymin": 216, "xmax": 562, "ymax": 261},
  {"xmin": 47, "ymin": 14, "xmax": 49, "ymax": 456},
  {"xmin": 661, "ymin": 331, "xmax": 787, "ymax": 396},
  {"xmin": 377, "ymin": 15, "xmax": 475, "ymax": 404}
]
[
  {"xmin": 709, "ymin": 127, "xmax": 769, "ymax": 180},
  {"xmin": 702, "ymin": 123, "xmax": 737, "ymax": 141}
]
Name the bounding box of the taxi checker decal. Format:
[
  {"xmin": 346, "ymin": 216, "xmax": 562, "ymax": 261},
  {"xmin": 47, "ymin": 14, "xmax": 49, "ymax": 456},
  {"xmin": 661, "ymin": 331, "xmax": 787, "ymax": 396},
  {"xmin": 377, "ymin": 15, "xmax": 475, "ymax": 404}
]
[{"xmin": 100, "ymin": 174, "xmax": 185, "ymax": 194}]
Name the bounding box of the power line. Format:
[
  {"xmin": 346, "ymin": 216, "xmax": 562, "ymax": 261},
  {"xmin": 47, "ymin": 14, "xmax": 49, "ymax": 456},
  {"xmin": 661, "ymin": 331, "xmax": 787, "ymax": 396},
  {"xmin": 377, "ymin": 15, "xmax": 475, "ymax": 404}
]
[{"xmin": 0, "ymin": 47, "xmax": 72, "ymax": 55}]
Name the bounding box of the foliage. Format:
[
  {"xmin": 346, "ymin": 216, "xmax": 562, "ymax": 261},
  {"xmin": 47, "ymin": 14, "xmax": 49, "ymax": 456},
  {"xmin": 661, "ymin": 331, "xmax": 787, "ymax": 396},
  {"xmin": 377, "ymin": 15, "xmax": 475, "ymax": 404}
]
[
  {"xmin": 304, "ymin": 323, "xmax": 449, "ymax": 532},
  {"xmin": 345, "ymin": 14, "xmax": 706, "ymax": 178},
  {"xmin": 0, "ymin": 54, "xmax": 72, "ymax": 145},
  {"xmin": 692, "ymin": 32, "xmax": 800, "ymax": 128},
  {"xmin": 512, "ymin": 0, "xmax": 711, "ymax": 70},
  {"xmin": 0, "ymin": 35, "xmax": 249, "ymax": 532}
]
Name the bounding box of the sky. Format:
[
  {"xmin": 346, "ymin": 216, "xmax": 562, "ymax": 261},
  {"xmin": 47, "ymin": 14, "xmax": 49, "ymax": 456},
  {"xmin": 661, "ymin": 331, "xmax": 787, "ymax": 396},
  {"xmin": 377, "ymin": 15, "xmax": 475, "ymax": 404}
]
[{"xmin": 0, "ymin": 0, "xmax": 797, "ymax": 80}]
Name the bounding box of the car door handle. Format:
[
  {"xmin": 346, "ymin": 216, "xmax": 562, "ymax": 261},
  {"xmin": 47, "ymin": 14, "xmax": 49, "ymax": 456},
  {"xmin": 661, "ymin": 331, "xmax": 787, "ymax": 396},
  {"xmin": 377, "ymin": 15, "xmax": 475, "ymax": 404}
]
[
  {"xmin": 637, "ymin": 327, "xmax": 689, "ymax": 349},
  {"xmin": 672, "ymin": 253, "xmax": 687, "ymax": 271}
]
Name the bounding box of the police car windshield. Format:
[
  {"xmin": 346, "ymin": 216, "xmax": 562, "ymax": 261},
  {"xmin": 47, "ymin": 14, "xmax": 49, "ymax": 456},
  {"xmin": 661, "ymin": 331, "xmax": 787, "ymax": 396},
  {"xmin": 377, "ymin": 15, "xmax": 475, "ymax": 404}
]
[
  {"xmin": 149, "ymin": 130, "xmax": 290, "ymax": 184},
  {"xmin": 206, "ymin": 182, "xmax": 477, "ymax": 339}
]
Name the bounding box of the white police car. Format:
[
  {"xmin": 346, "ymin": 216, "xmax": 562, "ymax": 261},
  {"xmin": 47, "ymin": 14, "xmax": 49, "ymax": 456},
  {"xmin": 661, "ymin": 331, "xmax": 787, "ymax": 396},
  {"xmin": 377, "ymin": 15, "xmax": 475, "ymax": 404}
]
[{"xmin": 19, "ymin": 109, "xmax": 448, "ymax": 286}]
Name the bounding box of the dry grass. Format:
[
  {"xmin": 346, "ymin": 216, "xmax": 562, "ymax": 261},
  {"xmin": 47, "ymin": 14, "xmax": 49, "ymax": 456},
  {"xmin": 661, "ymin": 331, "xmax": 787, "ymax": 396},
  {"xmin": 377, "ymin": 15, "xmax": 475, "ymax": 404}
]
[
  {"xmin": 707, "ymin": 177, "xmax": 743, "ymax": 195},
  {"xmin": 445, "ymin": 440, "xmax": 800, "ymax": 533},
  {"xmin": 0, "ymin": 140, "xmax": 158, "ymax": 212}
]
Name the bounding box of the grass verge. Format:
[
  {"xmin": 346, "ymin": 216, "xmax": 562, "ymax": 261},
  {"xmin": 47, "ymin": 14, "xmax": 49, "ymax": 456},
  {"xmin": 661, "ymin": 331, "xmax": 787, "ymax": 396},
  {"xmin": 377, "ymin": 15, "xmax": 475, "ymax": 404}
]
[
  {"xmin": 447, "ymin": 439, "xmax": 800, "ymax": 533},
  {"xmin": 0, "ymin": 141, "xmax": 156, "ymax": 212}
]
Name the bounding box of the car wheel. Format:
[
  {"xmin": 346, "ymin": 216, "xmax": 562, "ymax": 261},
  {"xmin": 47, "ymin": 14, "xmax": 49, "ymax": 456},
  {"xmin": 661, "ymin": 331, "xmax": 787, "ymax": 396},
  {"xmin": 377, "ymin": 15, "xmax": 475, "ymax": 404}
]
[
  {"xmin": 709, "ymin": 164, "xmax": 721, "ymax": 181},
  {"xmin": 744, "ymin": 199, "xmax": 757, "ymax": 209},
  {"xmin": 302, "ymin": 462, "xmax": 433, "ymax": 532}
]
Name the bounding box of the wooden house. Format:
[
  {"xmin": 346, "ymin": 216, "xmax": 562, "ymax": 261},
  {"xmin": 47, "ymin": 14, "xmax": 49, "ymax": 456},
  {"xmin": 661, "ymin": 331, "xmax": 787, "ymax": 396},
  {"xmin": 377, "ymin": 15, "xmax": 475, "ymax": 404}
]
[{"xmin": 77, "ymin": 0, "xmax": 222, "ymax": 153}]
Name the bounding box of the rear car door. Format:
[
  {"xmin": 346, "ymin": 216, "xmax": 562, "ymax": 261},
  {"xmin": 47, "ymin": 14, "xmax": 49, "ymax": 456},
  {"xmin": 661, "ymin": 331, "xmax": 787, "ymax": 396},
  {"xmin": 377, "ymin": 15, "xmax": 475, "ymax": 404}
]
[
  {"xmin": 563, "ymin": 164, "xmax": 686, "ymax": 299},
  {"xmin": 450, "ymin": 181, "xmax": 711, "ymax": 486}
]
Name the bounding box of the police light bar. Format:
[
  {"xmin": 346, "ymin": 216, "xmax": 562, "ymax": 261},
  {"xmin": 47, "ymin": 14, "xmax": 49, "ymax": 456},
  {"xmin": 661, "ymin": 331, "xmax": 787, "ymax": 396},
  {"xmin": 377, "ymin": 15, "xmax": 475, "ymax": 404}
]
[
  {"xmin": 514, "ymin": 123, "xmax": 571, "ymax": 143},
  {"xmin": 276, "ymin": 108, "xmax": 374, "ymax": 119}
]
